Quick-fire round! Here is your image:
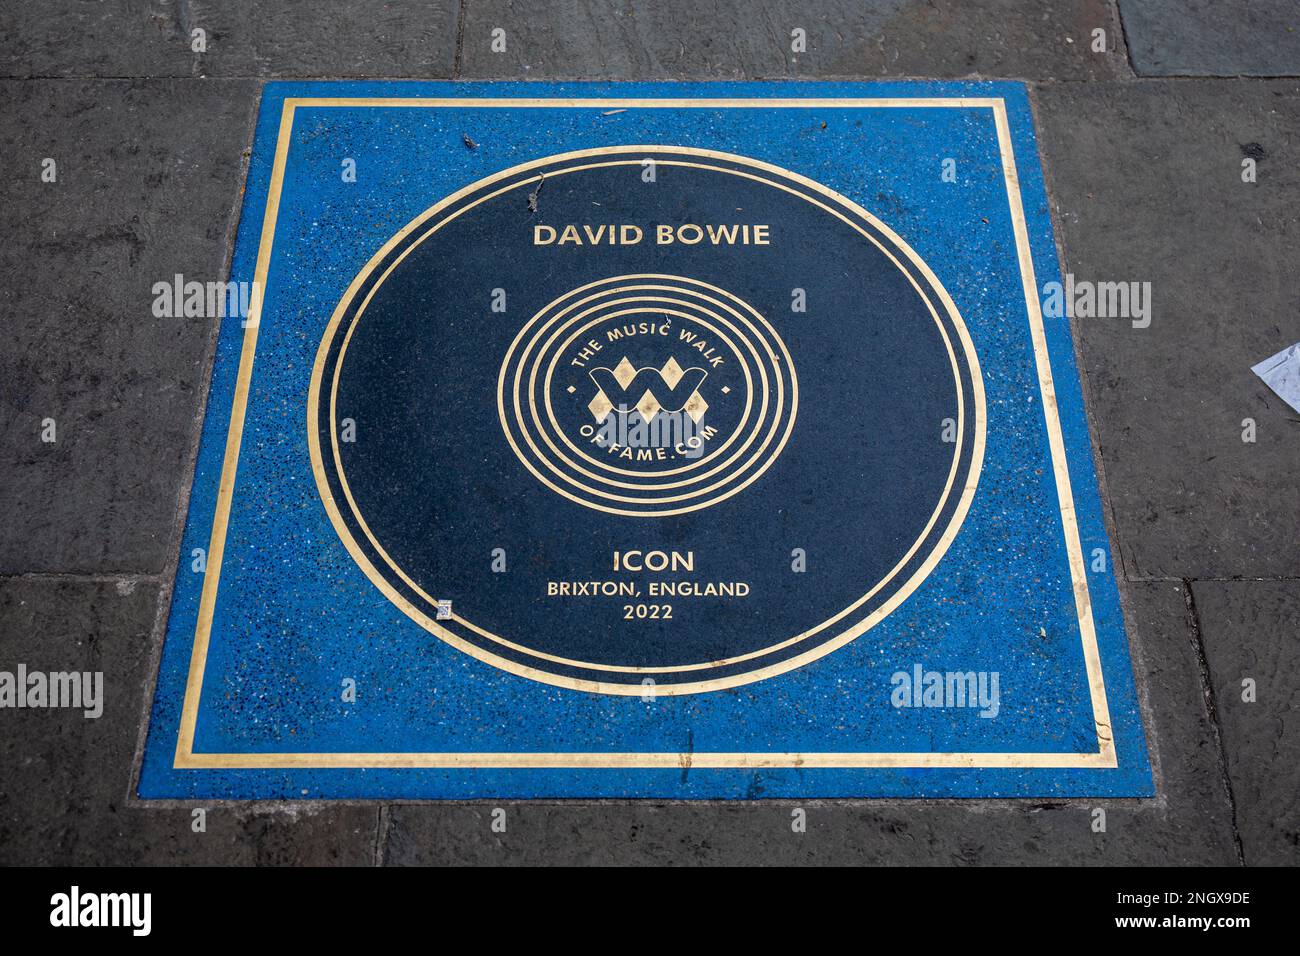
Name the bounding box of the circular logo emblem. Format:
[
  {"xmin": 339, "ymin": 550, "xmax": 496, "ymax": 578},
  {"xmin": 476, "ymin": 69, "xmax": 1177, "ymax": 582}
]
[
  {"xmin": 498, "ymin": 275, "xmax": 796, "ymax": 515},
  {"xmin": 310, "ymin": 146, "xmax": 984, "ymax": 695}
]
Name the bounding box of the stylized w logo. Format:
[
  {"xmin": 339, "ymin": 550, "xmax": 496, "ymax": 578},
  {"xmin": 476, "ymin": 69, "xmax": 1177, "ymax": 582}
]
[{"xmin": 587, "ymin": 357, "xmax": 709, "ymax": 424}]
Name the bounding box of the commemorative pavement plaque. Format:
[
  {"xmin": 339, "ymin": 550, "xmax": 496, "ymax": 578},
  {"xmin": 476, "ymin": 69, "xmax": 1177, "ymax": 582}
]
[{"xmin": 140, "ymin": 82, "xmax": 1153, "ymax": 798}]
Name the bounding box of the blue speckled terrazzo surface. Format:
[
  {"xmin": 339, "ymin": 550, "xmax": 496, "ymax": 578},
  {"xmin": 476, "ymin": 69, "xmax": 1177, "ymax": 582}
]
[{"xmin": 139, "ymin": 81, "xmax": 1152, "ymax": 799}]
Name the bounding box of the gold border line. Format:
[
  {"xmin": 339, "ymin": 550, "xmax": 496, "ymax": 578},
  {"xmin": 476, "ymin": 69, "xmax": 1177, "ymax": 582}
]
[
  {"xmin": 174, "ymin": 101, "xmax": 296, "ymax": 768},
  {"xmin": 284, "ymin": 97, "xmax": 1005, "ymax": 110},
  {"xmin": 992, "ymin": 101, "xmax": 1114, "ymax": 763},
  {"xmin": 178, "ymin": 750, "xmax": 1113, "ymax": 770},
  {"xmin": 175, "ymin": 96, "xmax": 1112, "ymax": 771}
]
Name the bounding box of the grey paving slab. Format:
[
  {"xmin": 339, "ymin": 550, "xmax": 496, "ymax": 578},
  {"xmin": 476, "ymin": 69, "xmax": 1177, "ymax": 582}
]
[
  {"xmin": 0, "ymin": 0, "xmax": 458, "ymax": 78},
  {"xmin": 383, "ymin": 583, "xmax": 1235, "ymax": 865},
  {"xmin": 1033, "ymin": 79, "xmax": 1300, "ymax": 580},
  {"xmin": 0, "ymin": 1, "xmax": 190, "ymax": 78},
  {"xmin": 1191, "ymin": 580, "xmax": 1300, "ymax": 865},
  {"xmin": 1120, "ymin": 0, "xmax": 1300, "ymax": 77},
  {"xmin": 0, "ymin": 79, "xmax": 256, "ymax": 575},
  {"xmin": 459, "ymin": 0, "xmax": 1129, "ymax": 80},
  {"xmin": 0, "ymin": 578, "xmax": 377, "ymax": 864}
]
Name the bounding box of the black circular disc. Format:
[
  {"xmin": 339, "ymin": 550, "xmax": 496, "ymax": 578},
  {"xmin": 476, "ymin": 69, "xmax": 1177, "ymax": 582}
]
[{"xmin": 310, "ymin": 146, "xmax": 983, "ymax": 695}]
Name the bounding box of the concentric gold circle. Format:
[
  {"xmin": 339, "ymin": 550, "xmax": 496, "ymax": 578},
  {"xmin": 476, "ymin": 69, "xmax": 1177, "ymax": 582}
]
[{"xmin": 498, "ymin": 275, "xmax": 797, "ymax": 516}]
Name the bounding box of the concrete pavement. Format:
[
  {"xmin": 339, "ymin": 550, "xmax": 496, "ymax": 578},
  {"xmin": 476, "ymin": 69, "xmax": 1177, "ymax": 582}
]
[{"xmin": 0, "ymin": 0, "xmax": 1295, "ymax": 864}]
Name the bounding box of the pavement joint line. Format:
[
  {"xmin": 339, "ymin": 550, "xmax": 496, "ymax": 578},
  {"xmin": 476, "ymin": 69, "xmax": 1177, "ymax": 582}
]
[
  {"xmin": 1181, "ymin": 579, "xmax": 1246, "ymax": 865},
  {"xmin": 373, "ymin": 805, "xmax": 392, "ymax": 866},
  {"xmin": 175, "ymin": 0, "xmax": 193, "ymax": 38},
  {"xmin": 0, "ymin": 572, "xmax": 164, "ymax": 583},
  {"xmin": 7, "ymin": 74, "xmax": 1300, "ymax": 84},
  {"xmin": 1112, "ymin": 580, "xmax": 1181, "ymax": 817},
  {"xmin": 1021, "ymin": 90, "xmax": 1162, "ymax": 813},
  {"xmin": 1112, "ymin": 0, "xmax": 1139, "ymax": 79},
  {"xmin": 0, "ymin": 75, "xmax": 282, "ymax": 82},
  {"xmin": 1127, "ymin": 73, "xmax": 1300, "ymax": 80},
  {"xmin": 126, "ymin": 795, "xmax": 1171, "ymax": 811},
  {"xmin": 1024, "ymin": 83, "xmax": 1132, "ymax": 589},
  {"xmin": 125, "ymin": 82, "xmax": 267, "ymax": 810},
  {"xmin": 1027, "ymin": 81, "xmax": 1152, "ymax": 601},
  {"xmin": 1129, "ymin": 576, "xmax": 1300, "ymax": 583},
  {"xmin": 1034, "ymin": 74, "xmax": 1300, "ymax": 85},
  {"xmin": 127, "ymin": 569, "xmax": 176, "ymax": 810},
  {"xmin": 452, "ymin": 0, "xmax": 468, "ymax": 80}
]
